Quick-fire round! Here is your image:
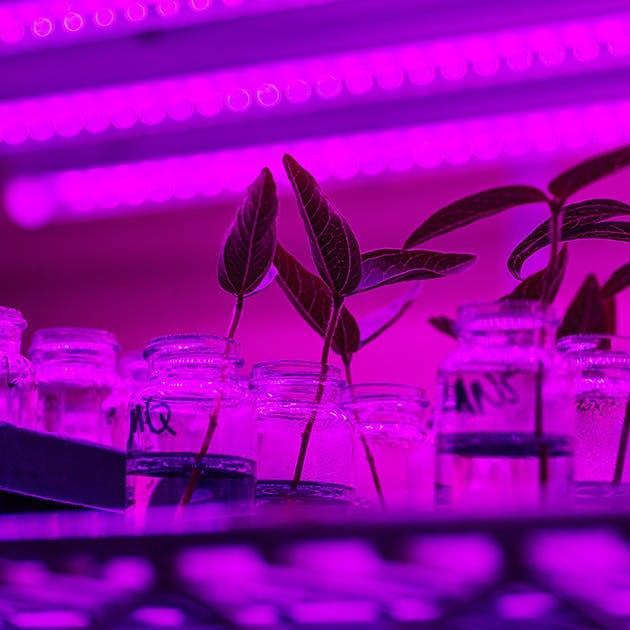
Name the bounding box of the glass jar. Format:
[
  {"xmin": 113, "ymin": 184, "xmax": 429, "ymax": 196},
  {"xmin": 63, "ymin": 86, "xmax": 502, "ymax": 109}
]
[
  {"xmin": 126, "ymin": 335, "xmax": 255, "ymax": 519},
  {"xmin": 558, "ymin": 335, "xmax": 630, "ymax": 507},
  {"xmin": 342, "ymin": 384, "xmax": 434, "ymax": 511},
  {"xmin": 435, "ymin": 301, "xmax": 574, "ymax": 510},
  {"xmin": 251, "ymin": 361, "xmax": 355, "ymax": 505},
  {"xmin": 116, "ymin": 351, "xmax": 149, "ymax": 449},
  {"xmin": 29, "ymin": 327, "xmax": 122, "ymax": 445},
  {"xmin": 0, "ymin": 307, "xmax": 36, "ymax": 428}
]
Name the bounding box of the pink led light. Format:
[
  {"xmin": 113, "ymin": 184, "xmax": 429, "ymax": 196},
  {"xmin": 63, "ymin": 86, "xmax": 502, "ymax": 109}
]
[
  {"xmin": 256, "ymin": 83, "xmax": 281, "ymax": 108},
  {"xmin": 94, "ymin": 8, "xmax": 117, "ymax": 27},
  {"xmin": 63, "ymin": 12, "xmax": 85, "ymax": 33},
  {"xmin": 189, "ymin": 0, "xmax": 212, "ymax": 10},
  {"xmin": 32, "ymin": 17, "xmax": 54, "ymax": 38},
  {"xmin": 8, "ymin": 98, "xmax": 630, "ymax": 229},
  {"xmin": 316, "ymin": 75, "xmax": 343, "ymax": 99},
  {"xmin": 226, "ymin": 88, "xmax": 252, "ymax": 112},
  {"xmin": 125, "ymin": 2, "xmax": 149, "ymax": 23},
  {"xmin": 285, "ymin": 79, "xmax": 312, "ymax": 104},
  {"xmin": 157, "ymin": 0, "xmax": 181, "ymax": 17}
]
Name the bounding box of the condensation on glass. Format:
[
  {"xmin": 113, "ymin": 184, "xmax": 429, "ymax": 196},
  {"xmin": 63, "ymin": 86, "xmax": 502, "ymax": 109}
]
[
  {"xmin": 0, "ymin": 307, "xmax": 36, "ymax": 428},
  {"xmin": 29, "ymin": 327, "xmax": 121, "ymax": 445},
  {"xmin": 435, "ymin": 301, "xmax": 574, "ymax": 510},
  {"xmin": 126, "ymin": 335, "xmax": 255, "ymax": 521},
  {"xmin": 343, "ymin": 384, "xmax": 434, "ymax": 511},
  {"xmin": 251, "ymin": 361, "xmax": 355, "ymax": 506},
  {"xmin": 558, "ymin": 334, "xmax": 630, "ymax": 508}
]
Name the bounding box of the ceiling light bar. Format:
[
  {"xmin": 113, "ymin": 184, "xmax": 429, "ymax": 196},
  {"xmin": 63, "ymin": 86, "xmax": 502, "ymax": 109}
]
[
  {"xmin": 6, "ymin": 98, "xmax": 630, "ymax": 229},
  {"xmin": 0, "ymin": 0, "xmax": 340, "ymax": 55},
  {"xmin": 1, "ymin": 13, "xmax": 629, "ymax": 149}
]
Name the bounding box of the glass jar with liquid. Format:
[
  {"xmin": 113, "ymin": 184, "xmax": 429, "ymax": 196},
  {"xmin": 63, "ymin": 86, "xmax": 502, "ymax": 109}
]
[
  {"xmin": 126, "ymin": 335, "xmax": 255, "ymax": 520},
  {"xmin": 0, "ymin": 307, "xmax": 36, "ymax": 428},
  {"xmin": 29, "ymin": 327, "xmax": 121, "ymax": 445},
  {"xmin": 435, "ymin": 301, "xmax": 574, "ymax": 510}
]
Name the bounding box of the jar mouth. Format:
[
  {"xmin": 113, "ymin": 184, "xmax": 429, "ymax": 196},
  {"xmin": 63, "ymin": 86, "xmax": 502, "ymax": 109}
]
[
  {"xmin": 144, "ymin": 334, "xmax": 241, "ymax": 364},
  {"xmin": 557, "ymin": 334, "xmax": 630, "ymax": 369},
  {"xmin": 30, "ymin": 327, "xmax": 119, "ymax": 354},
  {"xmin": 343, "ymin": 383, "xmax": 428, "ymax": 406},
  {"xmin": 0, "ymin": 307, "xmax": 27, "ymax": 331},
  {"xmin": 458, "ymin": 300, "xmax": 558, "ymax": 334},
  {"xmin": 250, "ymin": 360, "xmax": 342, "ymax": 386}
]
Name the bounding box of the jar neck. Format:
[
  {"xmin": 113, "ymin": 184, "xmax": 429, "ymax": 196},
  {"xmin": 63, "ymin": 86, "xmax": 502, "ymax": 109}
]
[
  {"xmin": 0, "ymin": 307, "xmax": 27, "ymax": 354},
  {"xmin": 30, "ymin": 327, "xmax": 118, "ymax": 378},
  {"xmin": 343, "ymin": 384, "xmax": 429, "ymax": 423},
  {"xmin": 250, "ymin": 361, "xmax": 342, "ymax": 404},
  {"xmin": 457, "ymin": 301, "xmax": 557, "ymax": 348},
  {"xmin": 145, "ymin": 335, "xmax": 242, "ymax": 382}
]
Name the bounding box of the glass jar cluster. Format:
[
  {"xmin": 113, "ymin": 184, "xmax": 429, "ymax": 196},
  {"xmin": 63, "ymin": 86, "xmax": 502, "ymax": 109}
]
[{"xmin": 1, "ymin": 301, "xmax": 627, "ymax": 515}]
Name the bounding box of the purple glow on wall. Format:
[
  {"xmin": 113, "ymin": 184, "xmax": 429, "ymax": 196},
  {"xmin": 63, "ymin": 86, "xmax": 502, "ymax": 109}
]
[
  {"xmin": 1, "ymin": 13, "xmax": 629, "ymax": 147},
  {"xmin": 6, "ymin": 98, "xmax": 630, "ymax": 228}
]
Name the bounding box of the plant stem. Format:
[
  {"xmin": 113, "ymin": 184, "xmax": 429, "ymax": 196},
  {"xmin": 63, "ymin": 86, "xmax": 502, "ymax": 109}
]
[
  {"xmin": 178, "ymin": 295, "xmax": 244, "ymax": 508},
  {"xmin": 613, "ymin": 395, "xmax": 630, "ymax": 484},
  {"xmin": 534, "ymin": 360, "xmax": 549, "ymax": 493},
  {"xmin": 343, "ymin": 357, "xmax": 386, "ymax": 509},
  {"xmin": 290, "ymin": 297, "xmax": 342, "ymax": 490}
]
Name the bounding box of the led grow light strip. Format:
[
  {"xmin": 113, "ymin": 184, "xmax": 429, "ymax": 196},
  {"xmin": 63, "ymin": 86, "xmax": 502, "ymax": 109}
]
[
  {"xmin": 1, "ymin": 13, "xmax": 629, "ymax": 148},
  {"xmin": 0, "ymin": 0, "xmax": 340, "ymax": 50},
  {"xmin": 6, "ymin": 98, "xmax": 630, "ymax": 228}
]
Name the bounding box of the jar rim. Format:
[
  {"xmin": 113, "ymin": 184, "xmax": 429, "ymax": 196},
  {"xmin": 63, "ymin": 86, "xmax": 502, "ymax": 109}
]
[
  {"xmin": 457, "ymin": 300, "xmax": 558, "ymax": 332},
  {"xmin": 30, "ymin": 327, "xmax": 119, "ymax": 353},
  {"xmin": 557, "ymin": 334, "xmax": 630, "ymax": 365},
  {"xmin": 0, "ymin": 306, "xmax": 27, "ymax": 330},
  {"xmin": 144, "ymin": 334, "xmax": 241, "ymax": 362},
  {"xmin": 250, "ymin": 360, "xmax": 342, "ymax": 385},
  {"xmin": 343, "ymin": 383, "xmax": 428, "ymax": 405}
]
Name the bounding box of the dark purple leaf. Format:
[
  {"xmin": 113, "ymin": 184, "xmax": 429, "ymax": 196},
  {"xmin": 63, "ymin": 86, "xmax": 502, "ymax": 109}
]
[
  {"xmin": 500, "ymin": 245, "xmax": 568, "ymax": 304},
  {"xmin": 429, "ymin": 316, "xmax": 458, "ymax": 339},
  {"xmin": 404, "ymin": 186, "xmax": 548, "ymax": 248},
  {"xmin": 283, "ymin": 154, "xmax": 361, "ymax": 296},
  {"xmin": 602, "ymin": 261, "xmax": 630, "ymax": 298},
  {"xmin": 357, "ymin": 282, "xmax": 423, "ymax": 349},
  {"xmin": 604, "ymin": 297, "xmax": 617, "ymax": 336},
  {"xmin": 557, "ymin": 274, "xmax": 608, "ymax": 339},
  {"xmin": 273, "ymin": 244, "xmax": 360, "ymax": 356},
  {"xmin": 218, "ymin": 168, "xmax": 278, "ymax": 297},
  {"xmin": 354, "ymin": 249, "xmax": 476, "ymax": 294},
  {"xmin": 508, "ymin": 199, "xmax": 630, "ymax": 278},
  {"xmin": 549, "ymin": 145, "xmax": 630, "ymax": 202}
]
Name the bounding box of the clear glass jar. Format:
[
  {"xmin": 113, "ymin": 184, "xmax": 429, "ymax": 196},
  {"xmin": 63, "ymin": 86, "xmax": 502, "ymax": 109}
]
[
  {"xmin": 126, "ymin": 335, "xmax": 255, "ymax": 519},
  {"xmin": 251, "ymin": 361, "xmax": 355, "ymax": 505},
  {"xmin": 342, "ymin": 384, "xmax": 434, "ymax": 511},
  {"xmin": 116, "ymin": 351, "xmax": 149, "ymax": 449},
  {"xmin": 29, "ymin": 327, "xmax": 122, "ymax": 445},
  {"xmin": 0, "ymin": 307, "xmax": 36, "ymax": 428},
  {"xmin": 435, "ymin": 301, "xmax": 574, "ymax": 510},
  {"xmin": 558, "ymin": 335, "xmax": 630, "ymax": 507}
]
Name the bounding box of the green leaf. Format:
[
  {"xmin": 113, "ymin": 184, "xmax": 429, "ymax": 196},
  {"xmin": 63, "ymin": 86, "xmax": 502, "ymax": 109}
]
[
  {"xmin": 404, "ymin": 186, "xmax": 548, "ymax": 248},
  {"xmin": 508, "ymin": 199, "xmax": 630, "ymax": 278},
  {"xmin": 283, "ymin": 154, "xmax": 361, "ymax": 296}
]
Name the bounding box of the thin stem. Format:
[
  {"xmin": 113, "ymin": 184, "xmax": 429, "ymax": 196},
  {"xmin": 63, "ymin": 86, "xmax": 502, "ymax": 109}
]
[
  {"xmin": 534, "ymin": 360, "xmax": 549, "ymax": 492},
  {"xmin": 343, "ymin": 356, "xmax": 386, "ymax": 510},
  {"xmin": 179, "ymin": 294, "xmax": 243, "ymax": 508},
  {"xmin": 227, "ymin": 295, "xmax": 244, "ymax": 339},
  {"xmin": 290, "ymin": 297, "xmax": 342, "ymax": 490},
  {"xmin": 613, "ymin": 395, "xmax": 630, "ymax": 484}
]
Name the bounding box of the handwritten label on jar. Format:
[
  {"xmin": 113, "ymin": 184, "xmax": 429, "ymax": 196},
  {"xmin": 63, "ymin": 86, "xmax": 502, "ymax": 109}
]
[
  {"xmin": 129, "ymin": 398, "xmax": 176, "ymax": 439},
  {"xmin": 440, "ymin": 368, "xmax": 541, "ymax": 433}
]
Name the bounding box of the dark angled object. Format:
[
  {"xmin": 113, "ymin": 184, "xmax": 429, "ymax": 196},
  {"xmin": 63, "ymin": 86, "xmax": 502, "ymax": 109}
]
[
  {"xmin": 354, "ymin": 249, "xmax": 476, "ymax": 294},
  {"xmin": 283, "ymin": 154, "xmax": 361, "ymax": 297},
  {"xmin": 602, "ymin": 261, "xmax": 630, "ymax": 299},
  {"xmin": 218, "ymin": 167, "xmax": 278, "ymax": 297},
  {"xmin": 274, "ymin": 244, "xmax": 360, "ymax": 357},
  {"xmin": 557, "ymin": 274, "xmax": 609, "ymax": 339},
  {"xmin": 404, "ymin": 186, "xmax": 548, "ymax": 248}
]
